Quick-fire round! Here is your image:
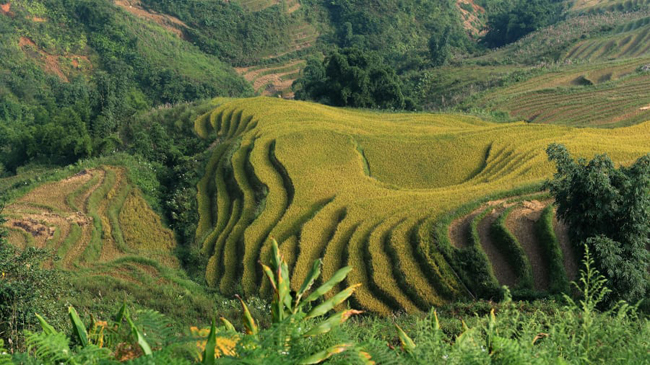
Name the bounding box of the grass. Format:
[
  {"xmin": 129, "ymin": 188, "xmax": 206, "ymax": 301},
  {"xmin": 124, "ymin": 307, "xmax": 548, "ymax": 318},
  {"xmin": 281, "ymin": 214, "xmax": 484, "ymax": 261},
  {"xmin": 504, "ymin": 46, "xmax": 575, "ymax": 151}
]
[
  {"xmin": 193, "ymin": 97, "xmax": 650, "ymax": 314},
  {"xmin": 535, "ymin": 205, "xmax": 571, "ymax": 294}
]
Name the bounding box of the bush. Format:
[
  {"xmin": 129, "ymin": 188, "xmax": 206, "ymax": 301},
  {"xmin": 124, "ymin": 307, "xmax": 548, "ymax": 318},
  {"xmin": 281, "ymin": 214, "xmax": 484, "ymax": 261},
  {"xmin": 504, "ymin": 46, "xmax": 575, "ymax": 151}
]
[{"xmin": 546, "ymin": 143, "xmax": 649, "ymax": 303}]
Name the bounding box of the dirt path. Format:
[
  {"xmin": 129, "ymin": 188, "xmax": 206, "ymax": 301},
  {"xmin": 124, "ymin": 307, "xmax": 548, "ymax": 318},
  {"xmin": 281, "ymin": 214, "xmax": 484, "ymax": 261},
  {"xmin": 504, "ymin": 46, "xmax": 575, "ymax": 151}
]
[
  {"xmin": 553, "ymin": 217, "xmax": 578, "ymax": 281},
  {"xmin": 505, "ymin": 201, "xmax": 550, "ymax": 291},
  {"xmin": 478, "ymin": 207, "xmax": 518, "ymax": 288}
]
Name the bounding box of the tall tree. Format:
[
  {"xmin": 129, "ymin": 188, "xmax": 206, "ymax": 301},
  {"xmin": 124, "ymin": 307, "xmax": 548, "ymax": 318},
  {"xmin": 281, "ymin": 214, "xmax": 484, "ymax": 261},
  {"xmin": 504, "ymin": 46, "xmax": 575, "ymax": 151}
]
[
  {"xmin": 294, "ymin": 48, "xmax": 408, "ymax": 110},
  {"xmin": 546, "ymin": 144, "xmax": 649, "ymax": 303}
]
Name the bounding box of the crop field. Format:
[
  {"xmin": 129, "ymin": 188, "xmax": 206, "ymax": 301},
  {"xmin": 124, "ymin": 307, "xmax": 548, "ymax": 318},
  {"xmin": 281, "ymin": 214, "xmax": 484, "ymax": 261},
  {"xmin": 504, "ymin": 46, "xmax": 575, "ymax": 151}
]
[
  {"xmin": 570, "ymin": 0, "xmax": 650, "ymax": 13},
  {"xmin": 563, "ymin": 18, "xmax": 650, "ymax": 61},
  {"xmin": 2, "ymin": 166, "xmax": 179, "ymax": 283},
  {"xmin": 195, "ymin": 97, "xmax": 650, "ymax": 314},
  {"xmin": 474, "ymin": 56, "xmax": 650, "ymax": 127}
]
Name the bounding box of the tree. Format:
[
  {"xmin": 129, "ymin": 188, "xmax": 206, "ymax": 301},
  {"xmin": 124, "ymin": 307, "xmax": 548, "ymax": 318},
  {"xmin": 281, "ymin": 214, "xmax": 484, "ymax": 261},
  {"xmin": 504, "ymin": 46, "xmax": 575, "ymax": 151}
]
[
  {"xmin": 428, "ymin": 26, "xmax": 451, "ymax": 67},
  {"xmin": 29, "ymin": 107, "xmax": 93, "ymax": 164},
  {"xmin": 482, "ymin": 0, "xmax": 564, "ymax": 48},
  {"xmin": 293, "ymin": 48, "xmax": 409, "ymax": 110},
  {"xmin": 545, "ymin": 143, "xmax": 649, "ymax": 303}
]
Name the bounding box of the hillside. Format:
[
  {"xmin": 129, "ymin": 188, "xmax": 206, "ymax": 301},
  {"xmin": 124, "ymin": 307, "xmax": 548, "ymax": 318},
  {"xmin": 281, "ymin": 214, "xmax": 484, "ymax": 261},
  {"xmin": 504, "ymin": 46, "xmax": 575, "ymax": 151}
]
[
  {"xmin": 418, "ymin": 9, "xmax": 650, "ymax": 126},
  {"xmin": 0, "ymin": 162, "xmax": 223, "ymax": 323},
  {"xmin": 192, "ymin": 97, "xmax": 650, "ymax": 314}
]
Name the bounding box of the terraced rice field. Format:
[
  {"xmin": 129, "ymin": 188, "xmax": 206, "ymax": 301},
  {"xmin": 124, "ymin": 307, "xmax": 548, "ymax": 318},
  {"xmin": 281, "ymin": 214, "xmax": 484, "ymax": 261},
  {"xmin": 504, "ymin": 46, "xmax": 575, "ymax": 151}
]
[
  {"xmin": 2, "ymin": 166, "xmax": 179, "ymax": 283},
  {"xmin": 194, "ymin": 97, "xmax": 650, "ymax": 314},
  {"xmin": 563, "ymin": 19, "xmax": 650, "ymax": 61},
  {"xmin": 571, "ymin": 0, "xmax": 650, "ymax": 13},
  {"xmin": 477, "ymin": 56, "xmax": 650, "ymax": 127}
]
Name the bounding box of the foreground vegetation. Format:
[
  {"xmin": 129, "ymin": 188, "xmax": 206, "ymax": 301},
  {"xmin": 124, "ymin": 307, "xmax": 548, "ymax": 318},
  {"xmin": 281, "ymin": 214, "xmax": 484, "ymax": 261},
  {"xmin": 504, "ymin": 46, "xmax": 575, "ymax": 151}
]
[{"xmin": 2, "ymin": 223, "xmax": 648, "ymax": 363}]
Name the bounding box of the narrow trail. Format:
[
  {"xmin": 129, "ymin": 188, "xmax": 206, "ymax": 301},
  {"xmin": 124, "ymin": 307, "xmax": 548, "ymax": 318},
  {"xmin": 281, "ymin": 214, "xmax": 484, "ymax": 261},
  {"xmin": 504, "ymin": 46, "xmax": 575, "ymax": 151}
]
[{"xmin": 505, "ymin": 201, "xmax": 550, "ymax": 291}]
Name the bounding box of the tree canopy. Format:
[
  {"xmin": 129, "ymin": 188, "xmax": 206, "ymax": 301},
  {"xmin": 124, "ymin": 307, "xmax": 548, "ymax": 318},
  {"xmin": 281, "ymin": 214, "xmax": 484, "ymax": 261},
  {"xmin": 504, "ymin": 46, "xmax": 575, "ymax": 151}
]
[
  {"xmin": 546, "ymin": 144, "xmax": 649, "ymax": 303},
  {"xmin": 293, "ymin": 48, "xmax": 412, "ymax": 110},
  {"xmin": 482, "ymin": 0, "xmax": 565, "ymax": 48}
]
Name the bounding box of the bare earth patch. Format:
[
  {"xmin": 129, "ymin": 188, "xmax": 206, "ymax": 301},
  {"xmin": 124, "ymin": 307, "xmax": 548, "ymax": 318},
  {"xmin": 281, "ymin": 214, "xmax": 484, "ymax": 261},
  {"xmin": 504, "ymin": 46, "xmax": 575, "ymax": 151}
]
[
  {"xmin": 449, "ymin": 206, "xmax": 484, "ymax": 249},
  {"xmin": 0, "ymin": 2, "xmax": 11, "ymax": 15},
  {"xmin": 505, "ymin": 200, "xmax": 550, "ymax": 291},
  {"xmin": 478, "ymin": 207, "xmax": 518, "ymax": 288},
  {"xmin": 456, "ymin": 0, "xmax": 485, "ymax": 38},
  {"xmin": 114, "ymin": 0, "xmax": 188, "ymax": 39}
]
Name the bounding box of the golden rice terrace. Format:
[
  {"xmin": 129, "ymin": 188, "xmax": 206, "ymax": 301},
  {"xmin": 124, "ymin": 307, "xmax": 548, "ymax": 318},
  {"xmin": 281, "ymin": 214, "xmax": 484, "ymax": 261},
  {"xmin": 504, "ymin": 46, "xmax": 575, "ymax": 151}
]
[{"xmin": 194, "ymin": 97, "xmax": 650, "ymax": 315}]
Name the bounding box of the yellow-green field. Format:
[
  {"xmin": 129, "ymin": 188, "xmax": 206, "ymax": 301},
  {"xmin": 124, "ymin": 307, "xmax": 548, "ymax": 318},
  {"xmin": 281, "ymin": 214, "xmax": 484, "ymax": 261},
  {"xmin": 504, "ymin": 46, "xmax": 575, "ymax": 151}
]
[
  {"xmin": 195, "ymin": 97, "xmax": 650, "ymax": 314},
  {"xmin": 476, "ymin": 56, "xmax": 650, "ymax": 127}
]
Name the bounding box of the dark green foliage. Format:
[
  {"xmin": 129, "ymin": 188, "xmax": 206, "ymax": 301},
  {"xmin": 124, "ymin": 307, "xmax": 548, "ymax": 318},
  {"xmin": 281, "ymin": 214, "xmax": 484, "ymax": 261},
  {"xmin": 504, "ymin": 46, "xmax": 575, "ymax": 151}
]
[
  {"xmin": 325, "ymin": 0, "xmax": 471, "ymax": 63},
  {"xmin": 0, "ymin": 0, "xmax": 251, "ymax": 173},
  {"xmin": 535, "ymin": 205, "xmax": 570, "ymax": 295},
  {"xmin": 489, "ymin": 207, "xmax": 534, "ymax": 290},
  {"xmin": 138, "ymin": 0, "xmax": 300, "ymax": 66},
  {"xmin": 294, "ymin": 48, "xmax": 409, "ymax": 110},
  {"xmin": 546, "ymin": 143, "xmax": 649, "ymax": 303},
  {"xmin": 428, "ymin": 27, "xmax": 452, "ymax": 67},
  {"xmin": 482, "ymin": 0, "xmax": 565, "ymax": 47}
]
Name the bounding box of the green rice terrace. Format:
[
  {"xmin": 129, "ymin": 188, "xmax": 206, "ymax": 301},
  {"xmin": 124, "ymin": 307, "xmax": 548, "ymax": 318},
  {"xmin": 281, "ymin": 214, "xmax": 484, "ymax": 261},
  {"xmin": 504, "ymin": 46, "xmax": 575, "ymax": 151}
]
[{"xmin": 190, "ymin": 97, "xmax": 650, "ymax": 314}]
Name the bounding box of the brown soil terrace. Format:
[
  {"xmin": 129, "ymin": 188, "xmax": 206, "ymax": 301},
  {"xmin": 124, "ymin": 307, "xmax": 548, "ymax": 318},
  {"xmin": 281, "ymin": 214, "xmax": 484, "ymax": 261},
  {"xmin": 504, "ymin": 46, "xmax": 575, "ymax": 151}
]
[
  {"xmin": 114, "ymin": 0, "xmax": 188, "ymax": 39},
  {"xmin": 479, "ymin": 206, "xmax": 518, "ymax": 287},
  {"xmin": 449, "ymin": 197, "xmax": 577, "ymax": 291},
  {"xmin": 505, "ymin": 200, "xmax": 550, "ymax": 291}
]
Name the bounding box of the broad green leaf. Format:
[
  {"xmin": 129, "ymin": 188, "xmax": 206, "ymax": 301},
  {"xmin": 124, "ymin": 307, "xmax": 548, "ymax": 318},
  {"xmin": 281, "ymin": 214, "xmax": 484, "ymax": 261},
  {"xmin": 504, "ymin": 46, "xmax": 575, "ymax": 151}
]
[
  {"xmin": 68, "ymin": 306, "xmax": 89, "ymax": 348},
  {"xmin": 395, "ymin": 324, "xmax": 416, "ymax": 352},
  {"xmin": 35, "ymin": 313, "xmax": 57, "ymax": 336},
  {"xmin": 220, "ymin": 317, "xmax": 236, "ymax": 332},
  {"xmin": 126, "ymin": 315, "xmax": 153, "ymax": 356},
  {"xmin": 271, "ymin": 238, "xmax": 282, "ymax": 271},
  {"xmin": 114, "ymin": 302, "xmax": 128, "ymax": 330},
  {"xmin": 280, "ymin": 261, "xmax": 292, "ymax": 311},
  {"xmin": 298, "ymin": 259, "xmax": 322, "ymax": 298},
  {"xmin": 261, "ymin": 263, "xmax": 277, "ymax": 291},
  {"xmin": 302, "ymin": 266, "xmax": 353, "ymax": 305},
  {"xmin": 236, "ymin": 295, "xmax": 258, "ymax": 335},
  {"xmin": 202, "ymin": 319, "xmax": 217, "ymax": 365},
  {"xmin": 305, "ymin": 284, "xmax": 360, "ymax": 319},
  {"xmin": 303, "ymin": 309, "xmax": 363, "ymax": 337}
]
